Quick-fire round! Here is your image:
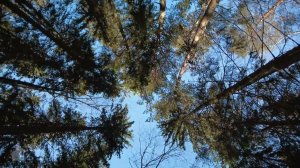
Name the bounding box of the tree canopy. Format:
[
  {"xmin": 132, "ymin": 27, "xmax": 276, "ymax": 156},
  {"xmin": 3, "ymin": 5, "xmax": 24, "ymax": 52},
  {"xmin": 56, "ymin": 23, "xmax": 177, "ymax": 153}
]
[{"xmin": 1, "ymin": 0, "xmax": 300, "ymax": 167}]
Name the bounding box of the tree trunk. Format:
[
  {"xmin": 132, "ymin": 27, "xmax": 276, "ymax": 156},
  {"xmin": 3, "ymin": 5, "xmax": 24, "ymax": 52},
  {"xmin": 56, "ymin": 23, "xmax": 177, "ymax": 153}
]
[
  {"xmin": 0, "ymin": 77, "xmax": 59, "ymax": 93},
  {"xmin": 176, "ymin": 0, "xmax": 219, "ymax": 87},
  {"xmin": 260, "ymin": 0, "xmax": 284, "ymax": 22},
  {"xmin": 0, "ymin": 1, "xmax": 75, "ymax": 57},
  {"xmin": 0, "ymin": 124, "xmax": 99, "ymax": 135},
  {"xmin": 192, "ymin": 45, "xmax": 300, "ymax": 113},
  {"xmin": 157, "ymin": 0, "xmax": 166, "ymax": 41},
  {"xmin": 246, "ymin": 119, "xmax": 300, "ymax": 127}
]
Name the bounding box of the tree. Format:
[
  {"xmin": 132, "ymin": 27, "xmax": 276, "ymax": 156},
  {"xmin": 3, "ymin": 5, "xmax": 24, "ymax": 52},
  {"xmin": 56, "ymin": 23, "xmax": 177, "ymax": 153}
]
[
  {"xmin": 149, "ymin": 0, "xmax": 300, "ymax": 166},
  {"xmin": 176, "ymin": 0, "xmax": 220, "ymax": 87},
  {"xmin": 0, "ymin": 0, "xmax": 120, "ymax": 97},
  {"xmin": 0, "ymin": 87, "xmax": 133, "ymax": 167},
  {"xmin": 156, "ymin": 47, "xmax": 300, "ymax": 167},
  {"xmin": 0, "ymin": 0, "xmax": 133, "ymax": 166},
  {"xmin": 192, "ymin": 45, "xmax": 300, "ymax": 113},
  {"xmin": 1, "ymin": 0, "xmax": 300, "ymax": 167}
]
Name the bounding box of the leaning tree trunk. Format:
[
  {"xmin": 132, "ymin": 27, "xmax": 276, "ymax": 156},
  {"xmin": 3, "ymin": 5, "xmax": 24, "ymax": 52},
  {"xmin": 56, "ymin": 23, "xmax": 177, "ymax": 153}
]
[
  {"xmin": 192, "ymin": 45, "xmax": 300, "ymax": 113},
  {"xmin": 175, "ymin": 0, "xmax": 219, "ymax": 87},
  {"xmin": 0, "ymin": 77, "xmax": 59, "ymax": 93},
  {"xmin": 0, "ymin": 0, "xmax": 76, "ymax": 58},
  {"xmin": 0, "ymin": 124, "xmax": 100, "ymax": 135}
]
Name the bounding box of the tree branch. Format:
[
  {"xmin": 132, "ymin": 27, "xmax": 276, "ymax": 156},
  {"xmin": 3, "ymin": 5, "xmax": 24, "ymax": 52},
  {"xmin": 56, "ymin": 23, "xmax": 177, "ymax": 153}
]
[
  {"xmin": 192, "ymin": 45, "xmax": 300, "ymax": 113},
  {"xmin": 260, "ymin": 0, "xmax": 285, "ymax": 22}
]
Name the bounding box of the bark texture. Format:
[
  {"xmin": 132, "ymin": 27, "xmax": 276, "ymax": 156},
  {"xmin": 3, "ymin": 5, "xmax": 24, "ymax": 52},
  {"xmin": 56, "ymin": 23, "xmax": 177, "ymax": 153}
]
[{"xmin": 176, "ymin": 0, "xmax": 219, "ymax": 87}]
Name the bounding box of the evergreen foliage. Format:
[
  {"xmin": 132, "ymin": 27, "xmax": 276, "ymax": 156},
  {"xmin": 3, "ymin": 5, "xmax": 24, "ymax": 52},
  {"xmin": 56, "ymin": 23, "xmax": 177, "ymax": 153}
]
[{"xmin": 1, "ymin": 0, "xmax": 300, "ymax": 167}]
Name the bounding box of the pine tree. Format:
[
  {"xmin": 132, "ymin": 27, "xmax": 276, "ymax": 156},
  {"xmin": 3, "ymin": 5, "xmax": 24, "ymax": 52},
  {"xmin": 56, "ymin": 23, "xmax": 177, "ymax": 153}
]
[{"xmin": 0, "ymin": 87, "xmax": 133, "ymax": 167}]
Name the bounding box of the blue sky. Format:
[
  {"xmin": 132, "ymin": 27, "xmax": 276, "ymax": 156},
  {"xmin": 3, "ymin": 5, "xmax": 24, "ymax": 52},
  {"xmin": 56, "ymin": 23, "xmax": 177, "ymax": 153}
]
[
  {"xmin": 109, "ymin": 94, "xmax": 207, "ymax": 168},
  {"xmin": 110, "ymin": 94, "xmax": 150, "ymax": 168}
]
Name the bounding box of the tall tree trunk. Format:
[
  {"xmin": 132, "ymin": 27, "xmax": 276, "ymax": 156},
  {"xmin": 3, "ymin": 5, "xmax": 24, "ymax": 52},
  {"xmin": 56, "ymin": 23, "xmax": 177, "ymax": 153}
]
[
  {"xmin": 0, "ymin": 124, "xmax": 100, "ymax": 135},
  {"xmin": 110, "ymin": 0, "xmax": 131, "ymax": 54},
  {"xmin": 157, "ymin": 0, "xmax": 166, "ymax": 41},
  {"xmin": 175, "ymin": 0, "xmax": 219, "ymax": 87},
  {"xmin": 15, "ymin": 0, "xmax": 56, "ymax": 32},
  {"xmin": 0, "ymin": 77, "xmax": 60, "ymax": 93},
  {"xmin": 85, "ymin": 0, "xmax": 131, "ymax": 57},
  {"xmin": 192, "ymin": 45, "xmax": 300, "ymax": 113},
  {"xmin": 0, "ymin": 1, "xmax": 75, "ymax": 58},
  {"xmin": 243, "ymin": 119, "xmax": 300, "ymax": 128}
]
